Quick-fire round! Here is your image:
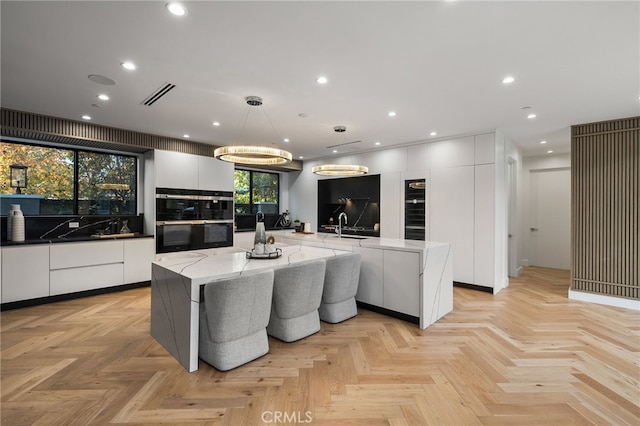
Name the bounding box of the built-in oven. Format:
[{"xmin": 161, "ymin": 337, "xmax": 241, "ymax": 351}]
[{"xmin": 155, "ymin": 188, "xmax": 234, "ymax": 253}]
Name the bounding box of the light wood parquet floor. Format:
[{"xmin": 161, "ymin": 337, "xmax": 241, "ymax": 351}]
[{"xmin": 1, "ymin": 267, "xmax": 639, "ymax": 425}]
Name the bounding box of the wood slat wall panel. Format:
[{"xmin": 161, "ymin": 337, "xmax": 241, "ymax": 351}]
[
  {"xmin": 0, "ymin": 108, "xmax": 303, "ymax": 171},
  {"xmin": 571, "ymin": 116, "xmax": 639, "ymax": 300}
]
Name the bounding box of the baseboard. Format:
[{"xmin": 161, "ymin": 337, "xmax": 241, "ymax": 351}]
[
  {"xmin": 356, "ymin": 301, "xmax": 419, "ymax": 325},
  {"xmin": 0, "ymin": 281, "xmax": 151, "ymax": 311},
  {"xmin": 453, "ymin": 281, "xmax": 493, "ymax": 293},
  {"xmin": 568, "ymin": 289, "xmax": 640, "ymax": 311}
]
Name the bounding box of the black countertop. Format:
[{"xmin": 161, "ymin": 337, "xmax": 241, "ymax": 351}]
[{"xmin": 1, "ymin": 233, "xmax": 154, "ymax": 247}]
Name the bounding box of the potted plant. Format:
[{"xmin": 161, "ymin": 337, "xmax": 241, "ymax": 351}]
[{"xmin": 294, "ymin": 219, "xmax": 301, "ymax": 232}]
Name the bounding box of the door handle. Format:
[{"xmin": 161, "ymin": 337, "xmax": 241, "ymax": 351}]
[{"xmin": 530, "ymin": 228, "xmax": 539, "ymax": 231}]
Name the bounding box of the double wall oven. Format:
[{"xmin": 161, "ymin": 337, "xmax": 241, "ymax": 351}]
[{"xmin": 155, "ymin": 188, "xmax": 234, "ymax": 253}]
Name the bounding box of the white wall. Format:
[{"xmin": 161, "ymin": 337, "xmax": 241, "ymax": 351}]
[
  {"xmin": 289, "ymin": 132, "xmax": 509, "ymax": 291},
  {"xmin": 518, "ymin": 153, "xmax": 571, "ymax": 266}
]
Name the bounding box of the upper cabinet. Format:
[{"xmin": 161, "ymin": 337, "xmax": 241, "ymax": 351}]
[
  {"xmin": 154, "ymin": 150, "xmax": 199, "ymax": 189},
  {"xmin": 153, "ymin": 150, "xmax": 233, "ymax": 191},
  {"xmin": 197, "ymin": 155, "xmax": 234, "ymax": 192}
]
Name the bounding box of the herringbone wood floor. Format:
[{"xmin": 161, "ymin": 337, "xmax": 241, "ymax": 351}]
[{"xmin": 1, "ymin": 267, "xmax": 639, "ymax": 425}]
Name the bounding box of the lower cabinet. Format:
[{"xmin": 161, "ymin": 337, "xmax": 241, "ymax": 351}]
[
  {"xmin": 1, "ymin": 245, "xmax": 50, "ymax": 303},
  {"xmin": 353, "ymin": 246, "xmax": 384, "ymax": 306},
  {"xmin": 124, "ymin": 238, "xmax": 155, "ymax": 283},
  {"xmin": 1, "ymin": 237, "xmax": 155, "ymax": 304},
  {"xmin": 50, "ymin": 263, "xmax": 124, "ymax": 296},
  {"xmin": 383, "ymin": 250, "xmax": 420, "ymax": 316}
]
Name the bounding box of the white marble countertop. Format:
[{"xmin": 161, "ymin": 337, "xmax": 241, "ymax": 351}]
[
  {"xmin": 265, "ymin": 230, "xmax": 450, "ymax": 252},
  {"xmin": 153, "ymin": 244, "xmax": 351, "ymax": 285}
]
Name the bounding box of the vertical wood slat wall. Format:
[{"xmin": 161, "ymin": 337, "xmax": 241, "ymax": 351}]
[{"xmin": 571, "ymin": 116, "xmax": 639, "ymax": 300}]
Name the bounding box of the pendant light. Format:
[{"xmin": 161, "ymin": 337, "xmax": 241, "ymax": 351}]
[
  {"xmin": 214, "ymin": 96, "xmax": 292, "ymax": 165},
  {"xmin": 312, "ymin": 126, "xmax": 368, "ymax": 176}
]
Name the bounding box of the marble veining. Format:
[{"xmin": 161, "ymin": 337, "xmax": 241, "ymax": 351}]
[{"xmin": 151, "ymin": 244, "xmax": 352, "ymax": 371}]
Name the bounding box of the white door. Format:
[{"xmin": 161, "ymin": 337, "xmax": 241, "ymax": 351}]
[{"xmin": 529, "ymin": 168, "xmax": 571, "ymax": 269}]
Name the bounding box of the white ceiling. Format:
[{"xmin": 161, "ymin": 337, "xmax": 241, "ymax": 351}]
[{"xmin": 1, "ymin": 1, "xmax": 639, "ymax": 161}]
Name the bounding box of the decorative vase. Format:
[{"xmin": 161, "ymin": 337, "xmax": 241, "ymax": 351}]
[
  {"xmin": 10, "ymin": 204, "xmax": 25, "ymax": 242},
  {"xmin": 254, "ymin": 222, "xmax": 266, "ymax": 245},
  {"xmin": 120, "ymin": 219, "xmax": 130, "ymax": 234}
]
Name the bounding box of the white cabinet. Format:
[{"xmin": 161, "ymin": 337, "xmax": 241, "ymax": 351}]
[
  {"xmin": 50, "ymin": 240, "xmax": 124, "ymax": 296},
  {"xmin": 124, "ymin": 238, "xmax": 155, "ymax": 283},
  {"xmin": 1, "ymin": 245, "xmax": 49, "ymax": 303},
  {"xmin": 50, "ymin": 240, "xmax": 123, "ymax": 269},
  {"xmin": 383, "ymin": 249, "xmax": 420, "ymax": 316},
  {"xmin": 353, "ymin": 246, "xmax": 384, "ymax": 306},
  {"xmin": 50, "ymin": 264, "xmax": 124, "ymax": 296},
  {"xmin": 154, "ymin": 150, "xmax": 199, "ymax": 189},
  {"xmin": 474, "ymin": 133, "xmax": 495, "ymax": 165},
  {"xmin": 474, "ymin": 164, "xmax": 495, "ymax": 287},
  {"xmin": 430, "ymin": 166, "xmax": 475, "ymax": 283},
  {"xmin": 154, "ymin": 149, "xmax": 234, "ymax": 191},
  {"xmin": 198, "ymin": 156, "xmax": 234, "ymax": 192}
]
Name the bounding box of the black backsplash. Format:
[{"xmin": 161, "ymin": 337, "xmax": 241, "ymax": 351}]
[
  {"xmin": 1, "ymin": 214, "xmax": 145, "ymax": 242},
  {"xmin": 317, "ymin": 174, "xmax": 380, "ymax": 235}
]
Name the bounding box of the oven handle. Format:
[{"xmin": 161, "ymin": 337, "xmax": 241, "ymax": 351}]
[
  {"xmin": 156, "ymin": 194, "xmax": 234, "ymax": 201},
  {"xmin": 156, "ymin": 220, "xmax": 234, "ymax": 225}
]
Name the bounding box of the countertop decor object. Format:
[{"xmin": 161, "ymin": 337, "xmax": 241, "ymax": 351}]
[
  {"xmin": 10, "ymin": 204, "xmax": 25, "ymax": 242},
  {"xmin": 245, "ymin": 247, "xmax": 282, "ymax": 259}
]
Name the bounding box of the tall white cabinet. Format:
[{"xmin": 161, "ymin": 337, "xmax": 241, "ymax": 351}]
[{"xmin": 298, "ymin": 131, "xmax": 507, "ymax": 292}]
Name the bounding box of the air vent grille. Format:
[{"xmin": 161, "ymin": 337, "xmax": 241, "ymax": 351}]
[
  {"xmin": 326, "ymin": 139, "xmax": 362, "ymax": 149},
  {"xmin": 141, "ymin": 82, "xmax": 176, "ymax": 106}
]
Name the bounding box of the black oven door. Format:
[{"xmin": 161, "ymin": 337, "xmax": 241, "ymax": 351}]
[
  {"xmin": 156, "ymin": 220, "xmax": 234, "ymax": 253},
  {"xmin": 156, "ymin": 223, "xmax": 193, "ymax": 253}
]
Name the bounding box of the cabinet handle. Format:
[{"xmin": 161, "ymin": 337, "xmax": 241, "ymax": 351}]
[{"xmin": 530, "ymin": 227, "xmax": 539, "ymax": 231}]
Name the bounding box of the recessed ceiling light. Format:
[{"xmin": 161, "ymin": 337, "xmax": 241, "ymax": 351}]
[
  {"xmin": 527, "ymin": 113, "xmax": 537, "ymax": 119},
  {"xmin": 430, "ymin": 131, "xmax": 437, "ymax": 136},
  {"xmin": 333, "ymin": 150, "xmax": 338, "ymax": 153},
  {"xmin": 183, "ymin": 134, "xmax": 190, "ymax": 138},
  {"xmin": 540, "ymin": 140, "xmax": 547, "ymax": 144},
  {"xmin": 97, "ymin": 94, "xmax": 109, "ymax": 101},
  {"xmin": 502, "ymin": 76, "xmax": 515, "ymax": 84},
  {"xmin": 375, "ymin": 142, "xmax": 381, "ymax": 146},
  {"xmin": 121, "ymin": 61, "xmax": 136, "ymax": 71},
  {"xmin": 82, "ymin": 115, "xmax": 91, "ymax": 120},
  {"xmin": 299, "ymin": 156, "xmax": 304, "ymax": 159},
  {"xmin": 316, "ymin": 76, "xmax": 328, "ymax": 84},
  {"xmin": 212, "ymin": 121, "xmax": 220, "ymax": 126},
  {"xmin": 166, "ymin": 2, "xmax": 187, "ymax": 16},
  {"xmin": 283, "ymin": 138, "xmax": 290, "ymax": 143},
  {"xmin": 547, "ymin": 150, "xmax": 554, "ymax": 154},
  {"xmin": 388, "ymin": 111, "xmax": 397, "ymax": 117}
]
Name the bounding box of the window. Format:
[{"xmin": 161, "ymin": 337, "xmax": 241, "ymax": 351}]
[
  {"xmin": 1, "ymin": 141, "xmax": 137, "ymax": 215},
  {"xmin": 234, "ymin": 169, "xmax": 279, "ymax": 215}
]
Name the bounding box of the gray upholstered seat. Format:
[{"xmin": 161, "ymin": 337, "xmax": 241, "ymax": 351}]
[
  {"xmin": 319, "ymin": 252, "xmax": 362, "ymax": 323},
  {"xmin": 267, "ymin": 259, "xmax": 326, "ymax": 342},
  {"xmin": 199, "ymin": 269, "xmax": 274, "ymax": 371}
]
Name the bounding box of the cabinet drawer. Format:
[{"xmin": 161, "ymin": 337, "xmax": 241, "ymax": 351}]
[
  {"xmin": 50, "ymin": 241, "xmax": 123, "ymax": 270},
  {"xmin": 50, "ymin": 263, "xmax": 124, "ymax": 295}
]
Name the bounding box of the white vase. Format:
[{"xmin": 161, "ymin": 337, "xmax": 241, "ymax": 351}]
[
  {"xmin": 254, "ymin": 222, "xmax": 266, "ymax": 244},
  {"xmin": 10, "ymin": 205, "xmax": 25, "ymax": 242}
]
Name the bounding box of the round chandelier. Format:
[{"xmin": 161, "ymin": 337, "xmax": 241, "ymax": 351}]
[
  {"xmin": 213, "ymin": 96, "xmax": 293, "ymax": 165},
  {"xmin": 312, "ymin": 164, "xmax": 369, "ymax": 176},
  {"xmin": 214, "ymin": 145, "xmax": 292, "ymax": 165}
]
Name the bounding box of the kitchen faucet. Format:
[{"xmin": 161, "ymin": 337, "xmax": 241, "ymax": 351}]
[{"xmin": 337, "ymin": 212, "xmax": 347, "ymax": 238}]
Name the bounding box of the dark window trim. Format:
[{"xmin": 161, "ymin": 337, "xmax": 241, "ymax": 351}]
[
  {"xmin": 234, "ymin": 168, "xmax": 280, "ymax": 215},
  {"xmin": 2, "ymin": 140, "xmax": 138, "ymax": 216}
]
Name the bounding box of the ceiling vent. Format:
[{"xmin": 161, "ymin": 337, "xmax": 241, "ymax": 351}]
[
  {"xmin": 141, "ymin": 82, "xmax": 176, "ymax": 106},
  {"xmin": 326, "ymin": 140, "xmax": 362, "ymax": 149}
]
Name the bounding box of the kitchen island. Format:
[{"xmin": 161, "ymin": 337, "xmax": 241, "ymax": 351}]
[
  {"xmin": 247, "ymin": 230, "xmax": 453, "ymax": 330},
  {"xmin": 151, "ymin": 244, "xmax": 352, "ymax": 372}
]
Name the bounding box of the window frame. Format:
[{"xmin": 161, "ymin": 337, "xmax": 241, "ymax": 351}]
[
  {"xmin": 234, "ymin": 168, "xmax": 280, "ymax": 216},
  {"xmin": 1, "ymin": 140, "xmax": 139, "ymax": 216}
]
